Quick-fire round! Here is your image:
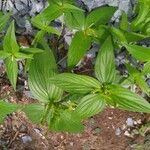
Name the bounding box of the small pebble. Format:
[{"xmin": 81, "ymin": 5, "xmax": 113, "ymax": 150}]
[
  {"xmin": 137, "ymin": 119, "xmax": 142, "ymax": 124},
  {"xmin": 124, "ymin": 131, "xmax": 133, "ymax": 138},
  {"xmin": 121, "ymin": 124, "xmax": 126, "ymax": 130},
  {"xmin": 115, "ymin": 128, "xmax": 121, "ymax": 136},
  {"xmin": 34, "ymin": 128, "xmax": 41, "ymax": 134},
  {"xmin": 108, "ymin": 117, "xmax": 113, "ymax": 120},
  {"xmin": 60, "ymin": 135, "xmax": 64, "ymax": 139},
  {"xmin": 126, "ymin": 118, "xmax": 134, "ymax": 127},
  {"xmin": 22, "ymin": 135, "xmax": 32, "ymax": 144},
  {"xmin": 70, "ymin": 142, "xmax": 74, "ymax": 146}
]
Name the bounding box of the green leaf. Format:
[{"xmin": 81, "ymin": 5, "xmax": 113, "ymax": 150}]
[
  {"xmin": 0, "ymin": 101, "xmax": 19, "ymax": 124},
  {"xmin": 96, "ymin": 25, "xmax": 110, "ymax": 44},
  {"xmin": 31, "ymin": 5, "xmax": 62, "ymax": 24},
  {"xmin": 22, "ymin": 104, "xmax": 44, "ymax": 124},
  {"xmin": 64, "ymin": 11, "xmax": 85, "ymax": 30},
  {"xmin": 126, "ymin": 63, "xmax": 139, "ymax": 75},
  {"xmin": 0, "ymin": 51, "xmax": 11, "ymax": 59},
  {"xmin": 50, "ymin": 110, "xmax": 83, "ymax": 133},
  {"xmin": 95, "ymin": 36, "xmax": 116, "ymax": 84},
  {"xmin": 68, "ymin": 31, "xmax": 92, "ymax": 67},
  {"xmin": 14, "ymin": 52, "xmax": 33, "ymax": 59},
  {"xmin": 29, "ymin": 42, "xmax": 63, "ymax": 103},
  {"xmin": 143, "ymin": 61, "xmax": 150, "ymax": 75},
  {"xmin": 123, "ymin": 43, "xmax": 150, "ymax": 62},
  {"xmin": 45, "ymin": 26, "xmax": 60, "ymax": 35},
  {"xmin": 32, "ymin": 30, "xmax": 46, "ymax": 45},
  {"xmin": 63, "ymin": 3, "xmax": 84, "ymax": 13},
  {"xmin": 85, "ymin": 6, "xmax": 116, "ymax": 28},
  {"xmin": 109, "ymin": 85, "xmax": 150, "ymax": 113},
  {"xmin": 135, "ymin": 75, "xmax": 150, "ymax": 96},
  {"xmin": 145, "ymin": 22, "xmax": 150, "ymax": 35},
  {"xmin": 3, "ymin": 21, "xmax": 19, "ymax": 53},
  {"xmin": 124, "ymin": 31, "xmax": 147, "ymax": 43},
  {"xmin": 5, "ymin": 56, "xmax": 18, "ymax": 90},
  {"xmin": 32, "ymin": 18, "xmax": 60, "ymax": 36},
  {"xmin": 74, "ymin": 94, "xmax": 105, "ymax": 119},
  {"xmin": 20, "ymin": 48, "xmax": 44, "ymax": 54},
  {"xmin": 49, "ymin": 73, "xmax": 101, "ymax": 94},
  {"xmin": 111, "ymin": 27, "xmax": 127, "ymax": 43},
  {"xmin": 120, "ymin": 11, "xmax": 129, "ymax": 31},
  {"xmin": 126, "ymin": 64, "xmax": 150, "ymax": 95},
  {"xmin": 131, "ymin": 1, "xmax": 150, "ymax": 31},
  {"xmin": 0, "ymin": 12, "xmax": 11, "ymax": 32}
]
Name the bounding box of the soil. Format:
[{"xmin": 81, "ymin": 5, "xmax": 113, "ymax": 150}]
[{"xmin": 0, "ymin": 76, "xmax": 149, "ymax": 150}]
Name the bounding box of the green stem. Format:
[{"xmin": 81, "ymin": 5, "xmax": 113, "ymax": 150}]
[{"xmin": 41, "ymin": 103, "xmax": 52, "ymax": 124}]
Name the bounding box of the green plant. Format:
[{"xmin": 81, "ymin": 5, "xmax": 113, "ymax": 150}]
[
  {"xmin": 1, "ymin": 0, "xmax": 150, "ymax": 133},
  {"xmin": 49, "ymin": 36, "xmax": 150, "ymax": 120}
]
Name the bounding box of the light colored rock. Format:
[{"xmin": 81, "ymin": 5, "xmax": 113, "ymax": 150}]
[
  {"xmin": 22, "ymin": 135, "xmax": 32, "ymax": 143},
  {"xmin": 124, "ymin": 130, "xmax": 133, "ymax": 138},
  {"xmin": 115, "ymin": 128, "xmax": 121, "ymax": 136},
  {"xmin": 24, "ymin": 91, "xmax": 35, "ymax": 99},
  {"xmin": 126, "ymin": 118, "xmax": 134, "ymax": 127}
]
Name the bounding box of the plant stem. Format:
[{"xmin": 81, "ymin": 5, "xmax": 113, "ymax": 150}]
[{"xmin": 41, "ymin": 103, "xmax": 52, "ymax": 124}]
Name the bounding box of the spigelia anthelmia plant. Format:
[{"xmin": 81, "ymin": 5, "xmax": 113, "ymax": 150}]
[{"xmin": 0, "ymin": 0, "xmax": 150, "ymax": 133}]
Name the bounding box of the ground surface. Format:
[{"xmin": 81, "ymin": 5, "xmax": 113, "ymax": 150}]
[{"xmin": 0, "ymin": 76, "xmax": 149, "ymax": 150}]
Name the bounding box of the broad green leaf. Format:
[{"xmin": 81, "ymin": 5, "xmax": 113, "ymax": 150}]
[
  {"xmin": 135, "ymin": 75, "xmax": 150, "ymax": 96},
  {"xmin": 126, "ymin": 64, "xmax": 150, "ymax": 95},
  {"xmin": 64, "ymin": 11, "xmax": 85, "ymax": 30},
  {"xmin": 64, "ymin": 93, "xmax": 85, "ymax": 103},
  {"xmin": 0, "ymin": 12, "xmax": 11, "ymax": 32},
  {"xmin": 0, "ymin": 101, "xmax": 20, "ymax": 123},
  {"xmin": 124, "ymin": 31, "xmax": 147, "ymax": 43},
  {"xmin": 121, "ymin": 77, "xmax": 134, "ymax": 86},
  {"xmin": 145, "ymin": 22, "xmax": 150, "ymax": 35},
  {"xmin": 0, "ymin": 51, "xmax": 11, "ymax": 59},
  {"xmin": 14, "ymin": 52, "xmax": 33, "ymax": 59},
  {"xmin": 5, "ymin": 56, "xmax": 18, "ymax": 90},
  {"xmin": 63, "ymin": 3, "xmax": 84, "ymax": 13},
  {"xmin": 32, "ymin": 18, "xmax": 60, "ymax": 35},
  {"xmin": 120, "ymin": 11, "xmax": 129, "ymax": 31},
  {"xmin": 29, "ymin": 42, "xmax": 63, "ymax": 103},
  {"xmin": 96, "ymin": 25, "xmax": 110, "ymax": 44},
  {"xmin": 32, "ymin": 30, "xmax": 46, "ymax": 45},
  {"xmin": 123, "ymin": 43, "xmax": 150, "ymax": 62},
  {"xmin": 95, "ymin": 36, "xmax": 116, "ymax": 84},
  {"xmin": 143, "ymin": 61, "xmax": 150, "ymax": 75},
  {"xmin": 68, "ymin": 31, "xmax": 92, "ymax": 67},
  {"xmin": 126, "ymin": 63, "xmax": 139, "ymax": 75},
  {"xmin": 31, "ymin": 5, "xmax": 62, "ymax": 26},
  {"xmin": 20, "ymin": 48, "xmax": 43, "ymax": 54},
  {"xmin": 3, "ymin": 21, "xmax": 19, "ymax": 53},
  {"xmin": 45, "ymin": 26, "xmax": 60, "ymax": 35},
  {"xmin": 50, "ymin": 110, "xmax": 83, "ymax": 133},
  {"xmin": 111, "ymin": 27, "xmax": 127, "ymax": 43},
  {"xmin": 74, "ymin": 94, "xmax": 105, "ymax": 119},
  {"xmin": 85, "ymin": 28, "xmax": 99, "ymax": 37},
  {"xmin": 109, "ymin": 85, "xmax": 150, "ymax": 113},
  {"xmin": 131, "ymin": 1, "xmax": 150, "ymax": 31},
  {"xmin": 85, "ymin": 6, "xmax": 116, "ymax": 28},
  {"xmin": 50, "ymin": 73, "xmax": 101, "ymax": 94},
  {"xmin": 22, "ymin": 104, "xmax": 44, "ymax": 124}
]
